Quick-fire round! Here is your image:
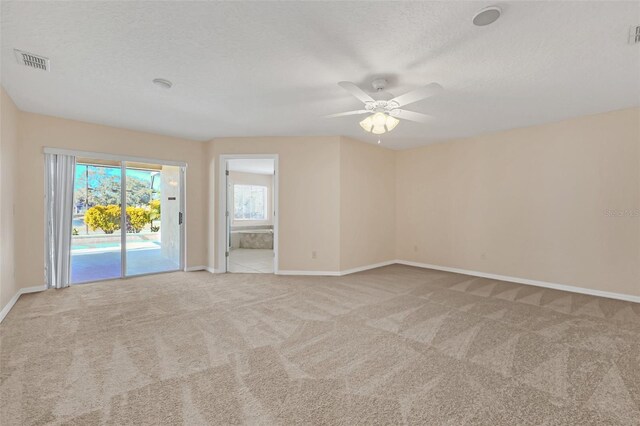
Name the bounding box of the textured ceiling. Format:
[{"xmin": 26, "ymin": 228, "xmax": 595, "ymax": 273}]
[{"xmin": 1, "ymin": 1, "xmax": 639, "ymax": 149}]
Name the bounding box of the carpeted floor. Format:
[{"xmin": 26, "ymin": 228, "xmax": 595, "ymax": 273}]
[{"xmin": 1, "ymin": 265, "xmax": 639, "ymax": 425}]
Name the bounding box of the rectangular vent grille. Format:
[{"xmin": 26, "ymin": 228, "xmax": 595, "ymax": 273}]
[
  {"xmin": 631, "ymin": 26, "xmax": 640, "ymax": 44},
  {"xmin": 14, "ymin": 49, "xmax": 49, "ymax": 71}
]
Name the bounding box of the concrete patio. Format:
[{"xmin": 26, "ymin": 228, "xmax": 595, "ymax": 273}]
[{"xmin": 70, "ymin": 235, "xmax": 180, "ymax": 283}]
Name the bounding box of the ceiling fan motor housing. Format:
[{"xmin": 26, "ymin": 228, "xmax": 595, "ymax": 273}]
[
  {"xmin": 365, "ymin": 100, "xmax": 400, "ymax": 114},
  {"xmin": 328, "ymin": 79, "xmax": 440, "ymax": 127}
]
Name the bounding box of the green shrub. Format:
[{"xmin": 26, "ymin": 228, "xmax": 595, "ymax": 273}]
[
  {"xmin": 126, "ymin": 206, "xmax": 151, "ymax": 233},
  {"xmin": 149, "ymin": 199, "xmax": 161, "ymax": 227},
  {"xmin": 84, "ymin": 205, "xmax": 121, "ymax": 234},
  {"xmin": 84, "ymin": 204, "xmax": 153, "ymax": 234}
]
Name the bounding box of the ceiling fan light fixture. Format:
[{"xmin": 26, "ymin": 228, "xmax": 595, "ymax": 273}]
[
  {"xmin": 372, "ymin": 112, "xmax": 387, "ymax": 127},
  {"xmin": 360, "ymin": 112, "xmax": 400, "ymax": 135},
  {"xmin": 371, "ymin": 125, "xmax": 386, "ymax": 135},
  {"xmin": 359, "ymin": 115, "xmax": 374, "ymax": 132},
  {"xmin": 385, "ymin": 115, "xmax": 399, "ymax": 131},
  {"xmin": 331, "ymin": 79, "xmax": 441, "ymax": 136}
]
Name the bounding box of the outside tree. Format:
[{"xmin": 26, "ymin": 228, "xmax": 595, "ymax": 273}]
[{"xmin": 74, "ymin": 165, "xmax": 155, "ymax": 208}]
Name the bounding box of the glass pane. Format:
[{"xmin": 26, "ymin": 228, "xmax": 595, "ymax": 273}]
[
  {"xmin": 233, "ymin": 184, "xmax": 267, "ymax": 220},
  {"xmin": 70, "ymin": 160, "xmax": 122, "ymax": 283},
  {"xmin": 125, "ymin": 163, "xmax": 181, "ymax": 276}
]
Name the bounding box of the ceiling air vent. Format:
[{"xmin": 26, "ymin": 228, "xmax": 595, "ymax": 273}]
[
  {"xmin": 14, "ymin": 49, "xmax": 49, "ymax": 71},
  {"xmin": 630, "ymin": 26, "xmax": 640, "ymax": 44}
]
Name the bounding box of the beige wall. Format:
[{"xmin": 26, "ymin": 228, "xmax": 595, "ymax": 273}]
[
  {"xmin": 229, "ymin": 171, "xmax": 274, "ymax": 227},
  {"xmin": 207, "ymin": 137, "xmax": 342, "ymax": 272},
  {"xmin": 396, "ymin": 108, "xmax": 640, "ymax": 297},
  {"xmin": 4, "ymin": 99, "xmax": 637, "ymax": 301},
  {"xmin": 0, "ymin": 88, "xmax": 20, "ymax": 309},
  {"xmin": 340, "ymin": 137, "xmax": 395, "ymax": 270},
  {"xmin": 16, "ymin": 112, "xmax": 207, "ymax": 287},
  {"xmin": 207, "ymin": 136, "xmax": 397, "ymax": 273}
]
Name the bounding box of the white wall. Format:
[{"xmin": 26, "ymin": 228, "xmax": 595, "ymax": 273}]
[{"xmin": 0, "ymin": 88, "xmax": 20, "ymax": 310}]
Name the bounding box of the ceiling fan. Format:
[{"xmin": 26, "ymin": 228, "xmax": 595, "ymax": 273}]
[{"xmin": 326, "ymin": 78, "xmax": 442, "ymax": 135}]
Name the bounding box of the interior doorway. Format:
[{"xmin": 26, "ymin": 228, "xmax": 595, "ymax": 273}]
[{"xmin": 219, "ymin": 155, "xmax": 278, "ymax": 273}]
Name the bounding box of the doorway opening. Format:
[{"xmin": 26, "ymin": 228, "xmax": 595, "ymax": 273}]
[
  {"xmin": 219, "ymin": 155, "xmax": 278, "ymax": 273},
  {"xmin": 69, "ymin": 157, "xmax": 184, "ymax": 284}
]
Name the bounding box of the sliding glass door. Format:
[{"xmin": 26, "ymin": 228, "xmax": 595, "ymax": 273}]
[
  {"xmin": 70, "ymin": 158, "xmax": 183, "ymax": 284},
  {"xmin": 71, "ymin": 160, "xmax": 123, "ymax": 283},
  {"xmin": 124, "ymin": 163, "xmax": 182, "ymax": 276}
]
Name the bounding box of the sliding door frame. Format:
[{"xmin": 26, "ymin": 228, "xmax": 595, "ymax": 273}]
[
  {"xmin": 43, "ymin": 147, "xmax": 188, "ymax": 283},
  {"xmin": 43, "ymin": 148, "xmax": 187, "ymax": 167},
  {"xmin": 120, "ymin": 162, "xmax": 127, "ymax": 277}
]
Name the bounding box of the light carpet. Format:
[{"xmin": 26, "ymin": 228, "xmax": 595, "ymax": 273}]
[{"xmin": 1, "ymin": 265, "xmax": 639, "ymax": 425}]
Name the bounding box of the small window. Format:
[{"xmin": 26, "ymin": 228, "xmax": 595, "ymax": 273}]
[{"xmin": 234, "ymin": 185, "xmax": 267, "ymax": 220}]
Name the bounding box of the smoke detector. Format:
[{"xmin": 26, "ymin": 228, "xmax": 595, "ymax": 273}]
[
  {"xmin": 630, "ymin": 25, "xmax": 640, "ymax": 44},
  {"xmin": 14, "ymin": 49, "xmax": 49, "ymax": 71},
  {"xmin": 152, "ymin": 78, "xmax": 173, "ymax": 89},
  {"xmin": 473, "ymin": 6, "xmax": 501, "ymax": 26}
]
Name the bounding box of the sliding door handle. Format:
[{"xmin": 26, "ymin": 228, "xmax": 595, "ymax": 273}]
[{"xmin": 179, "ymin": 212, "xmax": 183, "ymax": 225}]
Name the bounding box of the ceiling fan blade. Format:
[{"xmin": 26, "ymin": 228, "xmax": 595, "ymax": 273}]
[
  {"xmin": 325, "ymin": 110, "xmax": 369, "ymax": 118},
  {"xmin": 338, "ymin": 81, "xmax": 375, "ymax": 103},
  {"xmin": 390, "ymin": 82, "xmax": 443, "ymax": 107},
  {"xmin": 394, "ymin": 109, "xmax": 433, "ymax": 123}
]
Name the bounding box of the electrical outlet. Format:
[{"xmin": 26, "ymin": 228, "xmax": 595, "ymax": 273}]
[{"xmin": 311, "ymin": 251, "xmax": 317, "ymax": 259}]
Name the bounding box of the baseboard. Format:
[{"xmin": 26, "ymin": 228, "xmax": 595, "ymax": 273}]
[
  {"xmin": 339, "ymin": 260, "xmax": 396, "ymax": 275},
  {"xmin": 183, "ymin": 260, "xmax": 638, "ymax": 302},
  {"xmin": 278, "ymin": 260, "xmax": 396, "ymax": 277},
  {"xmin": 0, "ymin": 285, "xmax": 46, "ymax": 324},
  {"xmin": 184, "ymin": 265, "xmax": 222, "ymax": 274},
  {"xmin": 395, "ymin": 260, "xmax": 640, "ymax": 303},
  {"xmin": 277, "ymin": 270, "xmax": 342, "ymax": 276}
]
